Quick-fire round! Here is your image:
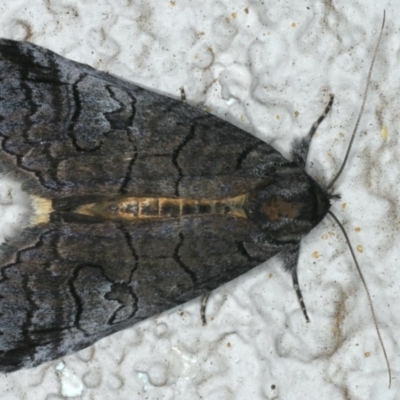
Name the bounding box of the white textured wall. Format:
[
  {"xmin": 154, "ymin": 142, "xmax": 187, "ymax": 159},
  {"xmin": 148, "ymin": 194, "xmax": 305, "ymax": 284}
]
[{"xmin": 0, "ymin": 1, "xmax": 399, "ymax": 399}]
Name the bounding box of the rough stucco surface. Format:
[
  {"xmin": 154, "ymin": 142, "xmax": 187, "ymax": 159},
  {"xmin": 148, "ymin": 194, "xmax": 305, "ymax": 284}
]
[{"xmin": 0, "ymin": 1, "xmax": 399, "ymax": 399}]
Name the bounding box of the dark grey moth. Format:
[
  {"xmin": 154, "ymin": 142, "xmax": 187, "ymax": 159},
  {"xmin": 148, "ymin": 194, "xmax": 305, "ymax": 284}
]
[{"xmin": 0, "ymin": 38, "xmax": 367, "ymax": 373}]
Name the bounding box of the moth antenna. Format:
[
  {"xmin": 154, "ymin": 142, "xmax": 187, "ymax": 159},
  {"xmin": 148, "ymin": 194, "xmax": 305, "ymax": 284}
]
[
  {"xmin": 327, "ymin": 11, "xmax": 386, "ymax": 190},
  {"xmin": 328, "ymin": 210, "xmax": 391, "ymax": 389}
]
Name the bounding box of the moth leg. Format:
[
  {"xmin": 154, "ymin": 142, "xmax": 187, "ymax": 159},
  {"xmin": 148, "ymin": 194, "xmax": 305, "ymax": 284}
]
[
  {"xmin": 291, "ymin": 266, "xmax": 310, "ymax": 323},
  {"xmin": 179, "ymin": 87, "xmax": 187, "ymax": 102},
  {"xmin": 200, "ymin": 292, "xmax": 212, "ymax": 325},
  {"xmin": 281, "ymin": 245, "xmax": 310, "ymax": 323},
  {"xmin": 291, "ymin": 94, "xmax": 334, "ymax": 169}
]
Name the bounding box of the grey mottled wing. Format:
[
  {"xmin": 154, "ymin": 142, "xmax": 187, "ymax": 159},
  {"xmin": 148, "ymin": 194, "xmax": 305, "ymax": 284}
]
[
  {"xmin": 0, "ymin": 39, "xmax": 291, "ymax": 199},
  {"xmin": 0, "ymin": 39, "xmax": 295, "ymax": 372}
]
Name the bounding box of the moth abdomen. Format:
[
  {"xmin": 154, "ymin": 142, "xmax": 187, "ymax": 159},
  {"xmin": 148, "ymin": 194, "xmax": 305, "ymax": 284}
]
[{"xmin": 32, "ymin": 194, "xmax": 250, "ymax": 223}]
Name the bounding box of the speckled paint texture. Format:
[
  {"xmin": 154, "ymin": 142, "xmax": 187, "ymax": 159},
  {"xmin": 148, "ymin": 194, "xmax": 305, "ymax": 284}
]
[{"xmin": 0, "ymin": 1, "xmax": 399, "ymax": 399}]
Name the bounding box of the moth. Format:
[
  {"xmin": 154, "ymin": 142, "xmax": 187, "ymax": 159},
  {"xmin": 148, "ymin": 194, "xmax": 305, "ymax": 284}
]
[{"xmin": 0, "ymin": 19, "xmax": 388, "ymax": 379}]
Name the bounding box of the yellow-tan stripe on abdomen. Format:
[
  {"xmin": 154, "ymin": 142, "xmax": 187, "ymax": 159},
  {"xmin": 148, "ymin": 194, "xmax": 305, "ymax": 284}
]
[{"xmin": 74, "ymin": 194, "xmax": 248, "ymax": 221}]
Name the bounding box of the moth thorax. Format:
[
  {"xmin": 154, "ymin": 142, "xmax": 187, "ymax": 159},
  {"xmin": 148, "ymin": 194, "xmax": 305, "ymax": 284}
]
[{"xmin": 243, "ymin": 180, "xmax": 331, "ymax": 233}]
